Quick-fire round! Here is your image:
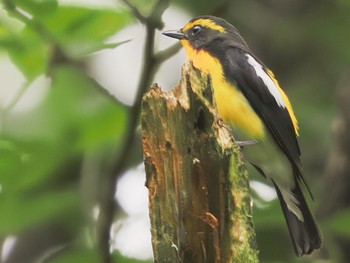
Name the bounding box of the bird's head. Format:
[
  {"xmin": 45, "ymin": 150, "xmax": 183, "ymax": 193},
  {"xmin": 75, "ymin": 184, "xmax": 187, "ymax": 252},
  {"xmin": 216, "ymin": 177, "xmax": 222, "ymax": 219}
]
[{"xmin": 163, "ymin": 15, "xmax": 247, "ymax": 50}]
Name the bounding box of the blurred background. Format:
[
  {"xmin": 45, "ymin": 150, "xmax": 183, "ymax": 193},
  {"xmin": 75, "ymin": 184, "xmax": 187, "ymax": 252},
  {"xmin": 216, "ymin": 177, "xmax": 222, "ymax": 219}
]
[{"xmin": 0, "ymin": 0, "xmax": 349, "ymax": 262}]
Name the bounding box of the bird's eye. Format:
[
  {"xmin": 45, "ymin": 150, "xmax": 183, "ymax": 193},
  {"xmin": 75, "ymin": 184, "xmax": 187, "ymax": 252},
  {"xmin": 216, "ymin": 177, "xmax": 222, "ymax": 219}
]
[{"xmin": 192, "ymin": 25, "xmax": 202, "ymax": 36}]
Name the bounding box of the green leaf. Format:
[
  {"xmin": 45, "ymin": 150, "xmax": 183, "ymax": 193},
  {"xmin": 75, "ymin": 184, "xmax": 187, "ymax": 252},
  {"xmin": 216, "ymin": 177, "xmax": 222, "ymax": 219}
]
[
  {"xmin": 0, "ymin": 6, "xmax": 25, "ymax": 50},
  {"xmin": 86, "ymin": 39, "xmax": 131, "ymax": 55},
  {"xmin": 7, "ymin": 27, "xmax": 48, "ymax": 80},
  {"xmin": 0, "ymin": 22, "xmax": 18, "ymax": 49},
  {"xmin": 1, "ymin": 7, "xmax": 45, "ymax": 78},
  {"xmin": 39, "ymin": 6, "xmax": 133, "ymax": 56},
  {"xmin": 0, "ymin": 139, "xmax": 23, "ymax": 173},
  {"xmin": 0, "ymin": 139, "xmax": 26, "ymax": 192},
  {"xmin": 11, "ymin": 0, "xmax": 58, "ymax": 17},
  {"xmin": 4, "ymin": 5, "xmax": 132, "ymax": 78},
  {"xmin": 46, "ymin": 65, "xmax": 128, "ymax": 150}
]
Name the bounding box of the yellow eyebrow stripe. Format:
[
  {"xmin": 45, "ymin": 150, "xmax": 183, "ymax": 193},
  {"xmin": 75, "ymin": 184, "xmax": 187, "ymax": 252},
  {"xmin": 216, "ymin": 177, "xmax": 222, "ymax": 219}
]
[{"xmin": 182, "ymin": 19, "xmax": 226, "ymax": 33}]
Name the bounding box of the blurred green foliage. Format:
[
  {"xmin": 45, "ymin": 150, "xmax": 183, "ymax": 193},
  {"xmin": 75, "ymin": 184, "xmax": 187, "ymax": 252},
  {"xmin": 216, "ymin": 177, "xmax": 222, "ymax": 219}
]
[
  {"xmin": 1, "ymin": 0, "xmax": 350, "ymax": 262},
  {"xmin": 0, "ymin": 1, "xmax": 137, "ymax": 262}
]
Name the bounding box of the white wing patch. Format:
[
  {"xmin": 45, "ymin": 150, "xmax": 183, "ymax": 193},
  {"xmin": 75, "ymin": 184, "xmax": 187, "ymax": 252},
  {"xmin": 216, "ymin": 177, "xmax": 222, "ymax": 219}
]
[{"xmin": 246, "ymin": 54, "xmax": 286, "ymax": 108}]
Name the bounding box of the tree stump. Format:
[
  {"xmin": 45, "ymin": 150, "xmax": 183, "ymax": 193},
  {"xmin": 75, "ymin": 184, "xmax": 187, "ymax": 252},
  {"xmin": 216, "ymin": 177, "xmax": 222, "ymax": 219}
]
[{"xmin": 141, "ymin": 63, "xmax": 259, "ymax": 263}]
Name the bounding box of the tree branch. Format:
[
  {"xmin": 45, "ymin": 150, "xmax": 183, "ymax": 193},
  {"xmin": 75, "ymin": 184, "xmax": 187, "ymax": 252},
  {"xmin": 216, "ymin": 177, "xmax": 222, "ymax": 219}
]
[
  {"xmin": 96, "ymin": 1, "xmax": 173, "ymax": 263},
  {"xmin": 120, "ymin": 0, "xmax": 147, "ymax": 24},
  {"xmin": 0, "ymin": 80, "xmax": 32, "ymax": 130},
  {"xmin": 154, "ymin": 42, "xmax": 182, "ymax": 64}
]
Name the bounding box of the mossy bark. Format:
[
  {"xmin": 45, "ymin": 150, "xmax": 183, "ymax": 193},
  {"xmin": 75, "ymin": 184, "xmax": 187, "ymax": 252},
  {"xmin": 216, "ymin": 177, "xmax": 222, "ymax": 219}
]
[{"xmin": 141, "ymin": 63, "xmax": 259, "ymax": 263}]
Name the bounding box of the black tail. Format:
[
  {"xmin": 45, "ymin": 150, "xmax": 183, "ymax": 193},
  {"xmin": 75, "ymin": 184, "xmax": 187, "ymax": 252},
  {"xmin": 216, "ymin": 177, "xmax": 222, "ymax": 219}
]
[{"xmin": 272, "ymin": 178, "xmax": 322, "ymax": 256}]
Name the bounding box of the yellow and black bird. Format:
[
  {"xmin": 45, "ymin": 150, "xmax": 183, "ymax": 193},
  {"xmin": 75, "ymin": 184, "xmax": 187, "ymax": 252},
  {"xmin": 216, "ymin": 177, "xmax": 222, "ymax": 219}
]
[{"xmin": 163, "ymin": 15, "xmax": 322, "ymax": 256}]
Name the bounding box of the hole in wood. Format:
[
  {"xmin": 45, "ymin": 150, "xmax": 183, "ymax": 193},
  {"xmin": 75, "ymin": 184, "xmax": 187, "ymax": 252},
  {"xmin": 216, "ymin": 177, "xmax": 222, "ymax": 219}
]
[
  {"xmin": 195, "ymin": 108, "xmax": 206, "ymax": 131},
  {"xmin": 165, "ymin": 140, "xmax": 171, "ymax": 149}
]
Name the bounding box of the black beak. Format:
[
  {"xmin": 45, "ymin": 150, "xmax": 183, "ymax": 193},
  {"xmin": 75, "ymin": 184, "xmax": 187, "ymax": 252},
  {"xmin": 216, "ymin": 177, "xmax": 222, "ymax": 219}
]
[{"xmin": 162, "ymin": 30, "xmax": 186, "ymax": 40}]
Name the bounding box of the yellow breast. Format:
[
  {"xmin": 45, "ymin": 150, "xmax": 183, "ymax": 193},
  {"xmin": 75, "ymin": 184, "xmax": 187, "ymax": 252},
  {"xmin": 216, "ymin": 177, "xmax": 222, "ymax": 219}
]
[{"xmin": 181, "ymin": 40, "xmax": 266, "ymax": 139}]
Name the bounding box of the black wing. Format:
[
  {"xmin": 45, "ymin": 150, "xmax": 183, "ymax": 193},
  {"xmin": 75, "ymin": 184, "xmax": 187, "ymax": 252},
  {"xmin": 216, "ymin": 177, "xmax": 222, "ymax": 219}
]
[{"xmin": 222, "ymin": 47, "xmax": 302, "ymax": 175}]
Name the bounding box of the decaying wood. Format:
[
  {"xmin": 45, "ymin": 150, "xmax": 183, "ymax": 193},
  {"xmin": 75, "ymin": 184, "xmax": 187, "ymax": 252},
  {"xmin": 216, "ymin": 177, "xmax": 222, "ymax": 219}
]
[{"xmin": 141, "ymin": 63, "xmax": 259, "ymax": 262}]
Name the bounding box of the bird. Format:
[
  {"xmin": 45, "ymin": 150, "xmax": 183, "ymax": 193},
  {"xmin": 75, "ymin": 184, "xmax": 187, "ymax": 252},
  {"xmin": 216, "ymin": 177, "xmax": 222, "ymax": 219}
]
[{"xmin": 163, "ymin": 15, "xmax": 322, "ymax": 256}]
